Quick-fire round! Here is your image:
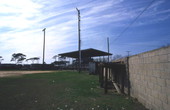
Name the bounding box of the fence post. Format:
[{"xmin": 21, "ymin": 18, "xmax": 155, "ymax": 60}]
[
  {"xmin": 99, "ymin": 64, "xmax": 104, "ymax": 88},
  {"xmin": 99, "ymin": 64, "xmax": 101, "ymax": 86},
  {"xmin": 104, "ymin": 67, "xmax": 108, "ymax": 94},
  {"xmin": 120, "ymin": 65, "xmax": 125, "ymax": 93}
]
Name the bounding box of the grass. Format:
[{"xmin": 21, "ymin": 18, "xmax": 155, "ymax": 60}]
[{"xmin": 0, "ymin": 71, "xmax": 148, "ymax": 110}]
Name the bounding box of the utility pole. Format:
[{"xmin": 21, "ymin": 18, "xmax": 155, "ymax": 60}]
[
  {"xmin": 126, "ymin": 51, "xmax": 130, "ymax": 96},
  {"xmin": 107, "ymin": 37, "xmax": 110, "ymax": 62},
  {"xmin": 76, "ymin": 8, "xmax": 81, "ymax": 73},
  {"xmin": 126, "ymin": 51, "xmax": 130, "ymax": 57},
  {"xmin": 42, "ymin": 28, "xmax": 46, "ymax": 65}
]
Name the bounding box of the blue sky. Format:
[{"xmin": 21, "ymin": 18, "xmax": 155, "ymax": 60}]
[{"xmin": 0, "ymin": 0, "xmax": 170, "ymax": 64}]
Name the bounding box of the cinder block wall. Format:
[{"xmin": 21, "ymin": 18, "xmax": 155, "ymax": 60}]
[{"xmin": 129, "ymin": 46, "xmax": 170, "ymax": 110}]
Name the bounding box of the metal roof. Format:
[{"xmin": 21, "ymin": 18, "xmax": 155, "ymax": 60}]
[{"xmin": 58, "ymin": 48, "xmax": 112, "ymax": 58}]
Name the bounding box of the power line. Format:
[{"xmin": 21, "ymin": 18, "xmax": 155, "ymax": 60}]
[{"xmin": 113, "ymin": 0, "xmax": 156, "ymax": 42}]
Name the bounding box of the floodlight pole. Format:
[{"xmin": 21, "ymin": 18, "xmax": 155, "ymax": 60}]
[
  {"xmin": 42, "ymin": 28, "xmax": 46, "ymax": 65},
  {"xmin": 107, "ymin": 37, "xmax": 110, "ymax": 62},
  {"xmin": 76, "ymin": 8, "xmax": 81, "ymax": 73}
]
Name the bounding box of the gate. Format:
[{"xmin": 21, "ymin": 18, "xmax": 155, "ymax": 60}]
[{"xmin": 97, "ymin": 62, "xmax": 129, "ymax": 94}]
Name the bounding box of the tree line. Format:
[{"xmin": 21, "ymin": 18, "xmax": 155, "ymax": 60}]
[
  {"xmin": 0, "ymin": 53, "xmax": 40, "ymax": 64},
  {"xmin": 0, "ymin": 53, "xmax": 126, "ymax": 64}
]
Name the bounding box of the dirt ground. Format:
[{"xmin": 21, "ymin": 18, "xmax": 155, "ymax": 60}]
[{"xmin": 0, "ymin": 71, "xmax": 56, "ymax": 77}]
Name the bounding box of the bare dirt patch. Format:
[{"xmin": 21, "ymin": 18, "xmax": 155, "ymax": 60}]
[{"xmin": 0, "ymin": 71, "xmax": 56, "ymax": 77}]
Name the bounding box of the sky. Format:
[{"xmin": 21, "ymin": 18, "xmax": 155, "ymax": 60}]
[{"xmin": 0, "ymin": 0, "xmax": 170, "ymax": 64}]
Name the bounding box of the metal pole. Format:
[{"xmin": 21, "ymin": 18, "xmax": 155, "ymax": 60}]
[
  {"xmin": 76, "ymin": 8, "xmax": 81, "ymax": 73},
  {"xmin": 107, "ymin": 37, "xmax": 110, "ymax": 62},
  {"xmin": 42, "ymin": 28, "xmax": 46, "ymax": 65}
]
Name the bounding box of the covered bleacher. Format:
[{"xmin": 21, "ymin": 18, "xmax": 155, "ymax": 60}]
[{"xmin": 54, "ymin": 48, "xmax": 112, "ymax": 71}]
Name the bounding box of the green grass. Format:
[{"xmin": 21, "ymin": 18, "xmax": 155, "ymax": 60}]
[{"xmin": 0, "ymin": 71, "xmax": 148, "ymax": 110}]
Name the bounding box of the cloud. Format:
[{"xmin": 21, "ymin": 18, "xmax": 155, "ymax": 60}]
[
  {"xmin": 78, "ymin": 0, "xmax": 167, "ymax": 30},
  {"xmin": 82, "ymin": 0, "xmax": 117, "ymax": 17},
  {"xmin": 0, "ymin": 0, "xmax": 169, "ymax": 64},
  {"xmin": 0, "ymin": 0, "xmax": 42, "ymax": 29},
  {"xmin": 0, "ymin": 0, "xmax": 77, "ymax": 63}
]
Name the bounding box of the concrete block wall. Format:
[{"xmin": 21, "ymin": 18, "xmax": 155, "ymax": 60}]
[{"xmin": 129, "ymin": 46, "xmax": 170, "ymax": 110}]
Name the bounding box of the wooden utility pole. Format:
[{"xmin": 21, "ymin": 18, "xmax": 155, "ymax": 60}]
[
  {"xmin": 126, "ymin": 51, "xmax": 130, "ymax": 96},
  {"xmin": 76, "ymin": 8, "xmax": 81, "ymax": 73},
  {"xmin": 107, "ymin": 37, "xmax": 110, "ymax": 62},
  {"xmin": 42, "ymin": 28, "xmax": 46, "ymax": 65},
  {"xmin": 127, "ymin": 51, "xmax": 130, "ymax": 57}
]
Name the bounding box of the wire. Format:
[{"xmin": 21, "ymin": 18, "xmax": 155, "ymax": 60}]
[{"xmin": 113, "ymin": 0, "xmax": 157, "ymax": 42}]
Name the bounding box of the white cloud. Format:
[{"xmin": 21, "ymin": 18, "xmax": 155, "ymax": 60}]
[
  {"xmin": 0, "ymin": 0, "xmax": 169, "ymax": 64},
  {"xmin": 0, "ymin": 0, "xmax": 42, "ymax": 30}
]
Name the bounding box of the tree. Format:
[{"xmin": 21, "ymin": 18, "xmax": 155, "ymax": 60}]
[
  {"xmin": 11, "ymin": 53, "xmax": 26, "ymax": 64},
  {"xmin": 160, "ymin": 43, "xmax": 170, "ymax": 48},
  {"xmin": 0, "ymin": 56, "xmax": 4, "ymax": 64},
  {"xmin": 112, "ymin": 54, "xmax": 123, "ymax": 61},
  {"xmin": 26, "ymin": 57, "xmax": 40, "ymax": 64},
  {"xmin": 52, "ymin": 55, "xmax": 58, "ymax": 61}
]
